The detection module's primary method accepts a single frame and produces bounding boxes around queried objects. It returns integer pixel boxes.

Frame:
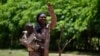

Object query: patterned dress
[29,25,50,56]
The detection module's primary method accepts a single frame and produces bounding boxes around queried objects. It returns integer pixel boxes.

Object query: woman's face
[38,13,47,25]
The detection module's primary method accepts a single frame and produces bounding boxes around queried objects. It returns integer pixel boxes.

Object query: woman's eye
[41,16,46,18]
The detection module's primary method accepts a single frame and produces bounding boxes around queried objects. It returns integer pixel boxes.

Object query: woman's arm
[48,3,57,30]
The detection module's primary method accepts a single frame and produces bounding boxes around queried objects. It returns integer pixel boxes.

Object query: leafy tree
[0,0,100,52]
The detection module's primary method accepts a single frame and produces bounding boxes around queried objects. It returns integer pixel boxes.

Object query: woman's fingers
[47,2,54,12]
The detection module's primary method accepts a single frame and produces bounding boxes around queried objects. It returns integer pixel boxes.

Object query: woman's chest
[36,28,50,40]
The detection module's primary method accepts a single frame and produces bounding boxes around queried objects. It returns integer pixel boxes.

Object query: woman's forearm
[48,3,57,29]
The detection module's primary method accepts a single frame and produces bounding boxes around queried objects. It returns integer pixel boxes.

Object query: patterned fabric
[29,25,50,56]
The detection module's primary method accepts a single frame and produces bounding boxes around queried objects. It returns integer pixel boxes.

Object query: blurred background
[0,0,100,56]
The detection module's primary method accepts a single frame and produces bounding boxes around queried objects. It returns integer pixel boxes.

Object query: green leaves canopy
[0,0,100,50]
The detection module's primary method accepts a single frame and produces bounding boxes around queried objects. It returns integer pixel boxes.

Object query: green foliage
[52,0,100,51]
[0,0,100,51]
[0,0,48,48]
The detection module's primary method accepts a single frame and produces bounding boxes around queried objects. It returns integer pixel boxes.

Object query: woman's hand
[47,2,54,13]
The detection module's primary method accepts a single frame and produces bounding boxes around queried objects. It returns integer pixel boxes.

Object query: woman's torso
[28,26,50,56]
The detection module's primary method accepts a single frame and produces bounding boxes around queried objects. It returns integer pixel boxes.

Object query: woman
[21,3,57,56]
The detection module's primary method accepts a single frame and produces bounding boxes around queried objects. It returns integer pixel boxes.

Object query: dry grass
[0,49,99,56]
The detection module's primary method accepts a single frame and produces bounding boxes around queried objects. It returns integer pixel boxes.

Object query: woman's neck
[39,23,46,28]
[41,24,46,28]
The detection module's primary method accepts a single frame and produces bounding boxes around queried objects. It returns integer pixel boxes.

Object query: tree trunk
[59,50,62,56]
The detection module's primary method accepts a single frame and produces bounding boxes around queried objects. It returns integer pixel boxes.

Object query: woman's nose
[43,17,46,19]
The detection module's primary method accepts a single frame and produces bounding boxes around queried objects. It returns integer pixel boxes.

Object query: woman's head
[36,12,47,25]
